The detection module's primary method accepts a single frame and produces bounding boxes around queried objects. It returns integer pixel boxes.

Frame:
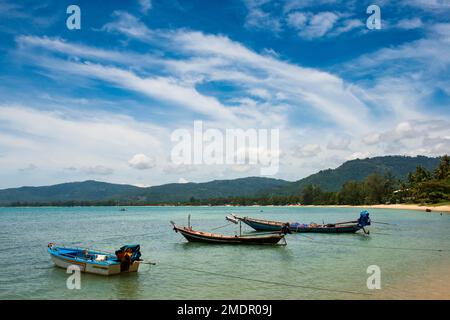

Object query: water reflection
[114,272,143,299]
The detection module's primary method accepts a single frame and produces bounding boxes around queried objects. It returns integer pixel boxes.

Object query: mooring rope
[161,262,372,296]
[298,236,450,252]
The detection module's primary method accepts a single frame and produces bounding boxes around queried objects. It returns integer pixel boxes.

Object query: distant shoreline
[297,204,450,212]
[2,203,450,212]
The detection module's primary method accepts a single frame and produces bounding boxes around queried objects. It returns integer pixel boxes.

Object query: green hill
[264,155,441,195]
[136,177,290,203]
[0,180,141,205]
[0,155,442,205]
[0,177,289,205]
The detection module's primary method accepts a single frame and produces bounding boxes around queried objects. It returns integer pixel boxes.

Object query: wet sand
[374,260,450,300]
[300,204,450,213]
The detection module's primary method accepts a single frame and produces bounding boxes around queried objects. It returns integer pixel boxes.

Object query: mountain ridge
[0,155,442,205]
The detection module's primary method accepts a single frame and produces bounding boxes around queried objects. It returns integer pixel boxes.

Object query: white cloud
[406,0,450,10]
[243,0,282,32]
[362,133,381,145]
[128,154,155,170]
[32,58,237,123]
[168,30,370,129]
[102,11,153,40]
[10,22,390,185]
[342,23,450,75]
[178,177,189,184]
[287,11,340,39]
[0,104,167,188]
[231,164,253,173]
[243,1,362,38]
[296,144,322,158]
[330,18,363,36]
[395,18,423,30]
[18,30,371,131]
[286,12,308,29]
[248,88,271,100]
[394,122,416,139]
[138,0,152,15]
[7,13,449,188]
[327,135,351,150]
[358,119,450,157]
[19,163,37,172]
[81,165,114,176]
[346,151,371,160]
[283,0,342,13]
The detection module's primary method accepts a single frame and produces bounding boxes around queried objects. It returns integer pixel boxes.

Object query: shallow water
[0,206,449,299]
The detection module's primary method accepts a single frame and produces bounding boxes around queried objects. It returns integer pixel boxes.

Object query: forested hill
[0,180,141,205]
[262,155,441,195]
[0,155,442,205]
[0,177,290,205]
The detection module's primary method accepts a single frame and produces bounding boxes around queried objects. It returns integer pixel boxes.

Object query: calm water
[0,206,449,300]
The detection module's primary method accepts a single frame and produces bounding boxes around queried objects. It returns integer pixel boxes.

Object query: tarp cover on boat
[290,222,308,228]
[358,210,371,227]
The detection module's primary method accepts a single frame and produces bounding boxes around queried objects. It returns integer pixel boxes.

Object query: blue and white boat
[232,211,371,234]
[47,243,142,276]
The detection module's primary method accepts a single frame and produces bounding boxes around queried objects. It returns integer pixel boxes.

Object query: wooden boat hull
[238,217,361,234]
[173,226,284,245]
[48,247,139,276]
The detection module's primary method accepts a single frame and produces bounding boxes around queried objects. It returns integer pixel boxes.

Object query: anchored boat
[171,219,286,245]
[232,211,371,234]
[47,243,142,276]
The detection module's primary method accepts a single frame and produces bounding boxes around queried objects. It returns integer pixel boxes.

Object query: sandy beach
[299,204,450,213]
[375,260,450,300]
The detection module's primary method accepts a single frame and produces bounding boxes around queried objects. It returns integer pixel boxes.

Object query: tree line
[183,155,450,206]
[7,155,449,207]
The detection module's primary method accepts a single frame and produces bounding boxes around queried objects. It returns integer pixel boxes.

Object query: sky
[0,0,449,189]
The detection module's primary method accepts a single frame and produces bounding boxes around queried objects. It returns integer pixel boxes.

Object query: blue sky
[0,0,449,188]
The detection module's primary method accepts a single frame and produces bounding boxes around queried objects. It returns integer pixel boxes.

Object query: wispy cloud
[243,0,362,39]
[243,0,282,32]
[102,11,154,41]
[0,104,167,187]
[287,11,340,39]
[1,2,449,188]
[395,17,423,30]
[17,25,371,131]
[138,0,152,15]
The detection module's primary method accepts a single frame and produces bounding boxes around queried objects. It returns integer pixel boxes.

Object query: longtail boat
[171,221,286,245]
[232,211,371,234]
[47,243,143,276]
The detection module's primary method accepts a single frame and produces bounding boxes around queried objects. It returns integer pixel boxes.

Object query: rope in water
[161,262,372,296]
[297,234,450,252]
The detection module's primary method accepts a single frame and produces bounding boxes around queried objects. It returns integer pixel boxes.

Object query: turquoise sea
[0,206,449,299]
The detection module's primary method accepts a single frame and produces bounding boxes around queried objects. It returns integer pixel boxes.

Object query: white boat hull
[50,255,139,276]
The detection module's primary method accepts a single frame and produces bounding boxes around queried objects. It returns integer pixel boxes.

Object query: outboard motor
[358,210,371,228]
[115,244,142,271]
[281,223,292,234]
